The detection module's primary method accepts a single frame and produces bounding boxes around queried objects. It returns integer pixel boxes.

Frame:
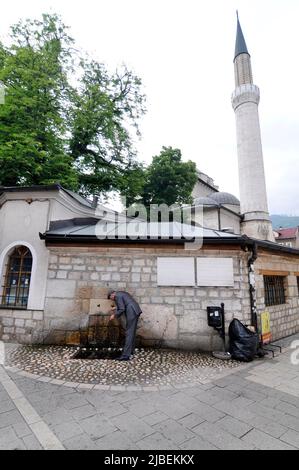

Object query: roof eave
[39,232,299,255]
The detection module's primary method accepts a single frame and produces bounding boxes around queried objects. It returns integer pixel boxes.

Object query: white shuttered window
[197,257,234,287]
[157,257,195,286]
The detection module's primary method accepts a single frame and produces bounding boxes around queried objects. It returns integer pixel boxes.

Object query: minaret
[232,13,274,241]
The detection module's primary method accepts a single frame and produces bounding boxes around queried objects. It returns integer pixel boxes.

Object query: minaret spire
[234,11,249,60]
[233,13,253,86]
[231,14,274,241]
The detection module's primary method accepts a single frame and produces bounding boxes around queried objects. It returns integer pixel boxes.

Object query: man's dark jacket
[114,291,142,319]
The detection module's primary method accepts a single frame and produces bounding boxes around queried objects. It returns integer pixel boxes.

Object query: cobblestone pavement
[0,334,299,450]
[6,345,243,388]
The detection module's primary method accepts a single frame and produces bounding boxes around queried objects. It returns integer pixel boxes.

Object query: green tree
[69,60,145,197]
[139,146,197,208]
[0,14,145,196]
[0,14,78,188]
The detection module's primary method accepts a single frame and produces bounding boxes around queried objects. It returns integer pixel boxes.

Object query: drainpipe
[247,242,258,331]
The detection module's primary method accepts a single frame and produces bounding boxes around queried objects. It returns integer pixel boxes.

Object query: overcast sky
[1,0,299,215]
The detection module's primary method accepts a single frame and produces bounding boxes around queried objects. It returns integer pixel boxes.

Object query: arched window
[1,246,32,308]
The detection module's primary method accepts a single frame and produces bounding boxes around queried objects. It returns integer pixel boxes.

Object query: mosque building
[0,16,298,350]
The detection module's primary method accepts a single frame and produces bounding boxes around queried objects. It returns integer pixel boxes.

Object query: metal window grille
[264,275,286,307]
[1,246,32,308]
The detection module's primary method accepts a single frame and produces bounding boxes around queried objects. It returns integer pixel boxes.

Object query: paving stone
[100,402,128,418]
[256,421,288,439]
[60,395,90,410]
[280,429,299,449]
[237,388,268,402]
[0,425,17,442]
[192,421,253,450]
[179,436,218,450]
[216,416,253,438]
[275,401,299,418]
[0,409,23,429]
[241,428,296,450]
[42,408,74,427]
[63,433,98,450]
[28,399,58,415]
[51,421,83,441]
[80,415,116,440]
[258,397,283,409]
[0,399,15,414]
[247,403,299,430]
[70,404,97,421]
[111,412,154,442]
[214,400,256,423]
[181,386,203,396]
[178,413,206,430]
[96,430,139,450]
[22,433,43,450]
[209,386,241,401]
[277,392,299,407]
[0,426,26,450]
[188,401,226,423]
[0,438,26,450]
[154,397,192,420]
[231,396,256,408]
[110,391,141,404]
[124,398,158,418]
[153,418,195,445]
[193,391,223,406]
[143,411,169,426]
[136,431,177,450]
[13,421,32,438]
[196,383,215,391]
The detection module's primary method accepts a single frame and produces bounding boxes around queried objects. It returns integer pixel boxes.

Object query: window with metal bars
[264,275,286,307]
[1,246,32,308]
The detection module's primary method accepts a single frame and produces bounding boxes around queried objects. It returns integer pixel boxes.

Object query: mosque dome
[193,196,219,207]
[209,192,240,206]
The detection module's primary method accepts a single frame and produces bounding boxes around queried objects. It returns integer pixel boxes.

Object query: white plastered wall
[0,199,49,310]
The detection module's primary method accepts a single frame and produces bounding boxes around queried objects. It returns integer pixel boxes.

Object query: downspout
[247,242,258,331]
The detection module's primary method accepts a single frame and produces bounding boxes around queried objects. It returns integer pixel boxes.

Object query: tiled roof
[275,227,298,240]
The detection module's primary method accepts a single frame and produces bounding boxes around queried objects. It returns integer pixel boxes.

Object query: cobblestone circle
[7,345,244,387]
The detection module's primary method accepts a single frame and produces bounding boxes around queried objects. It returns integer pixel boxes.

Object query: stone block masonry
[0,309,44,344]
[255,250,299,341]
[1,244,298,349]
[42,245,252,350]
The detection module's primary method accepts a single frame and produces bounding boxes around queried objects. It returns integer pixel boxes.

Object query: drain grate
[72,347,122,360]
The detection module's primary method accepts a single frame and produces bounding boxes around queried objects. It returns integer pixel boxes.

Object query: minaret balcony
[231,84,260,111]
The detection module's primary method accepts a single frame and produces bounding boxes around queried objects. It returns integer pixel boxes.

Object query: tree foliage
[135,146,198,208]
[0,14,145,195]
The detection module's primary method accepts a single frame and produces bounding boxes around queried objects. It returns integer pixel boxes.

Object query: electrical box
[207,306,223,328]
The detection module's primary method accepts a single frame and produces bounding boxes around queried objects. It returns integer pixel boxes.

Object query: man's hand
[109,313,115,321]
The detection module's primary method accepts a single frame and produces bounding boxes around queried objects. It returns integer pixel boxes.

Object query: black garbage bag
[228,318,259,362]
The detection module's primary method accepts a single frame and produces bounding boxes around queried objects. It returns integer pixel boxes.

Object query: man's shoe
[115,356,130,361]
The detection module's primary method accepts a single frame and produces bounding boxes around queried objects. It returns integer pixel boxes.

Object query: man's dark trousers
[122,305,140,358]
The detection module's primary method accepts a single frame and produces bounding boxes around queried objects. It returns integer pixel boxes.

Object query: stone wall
[0,309,43,344]
[255,250,299,341]
[41,244,251,351]
[2,244,298,349]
